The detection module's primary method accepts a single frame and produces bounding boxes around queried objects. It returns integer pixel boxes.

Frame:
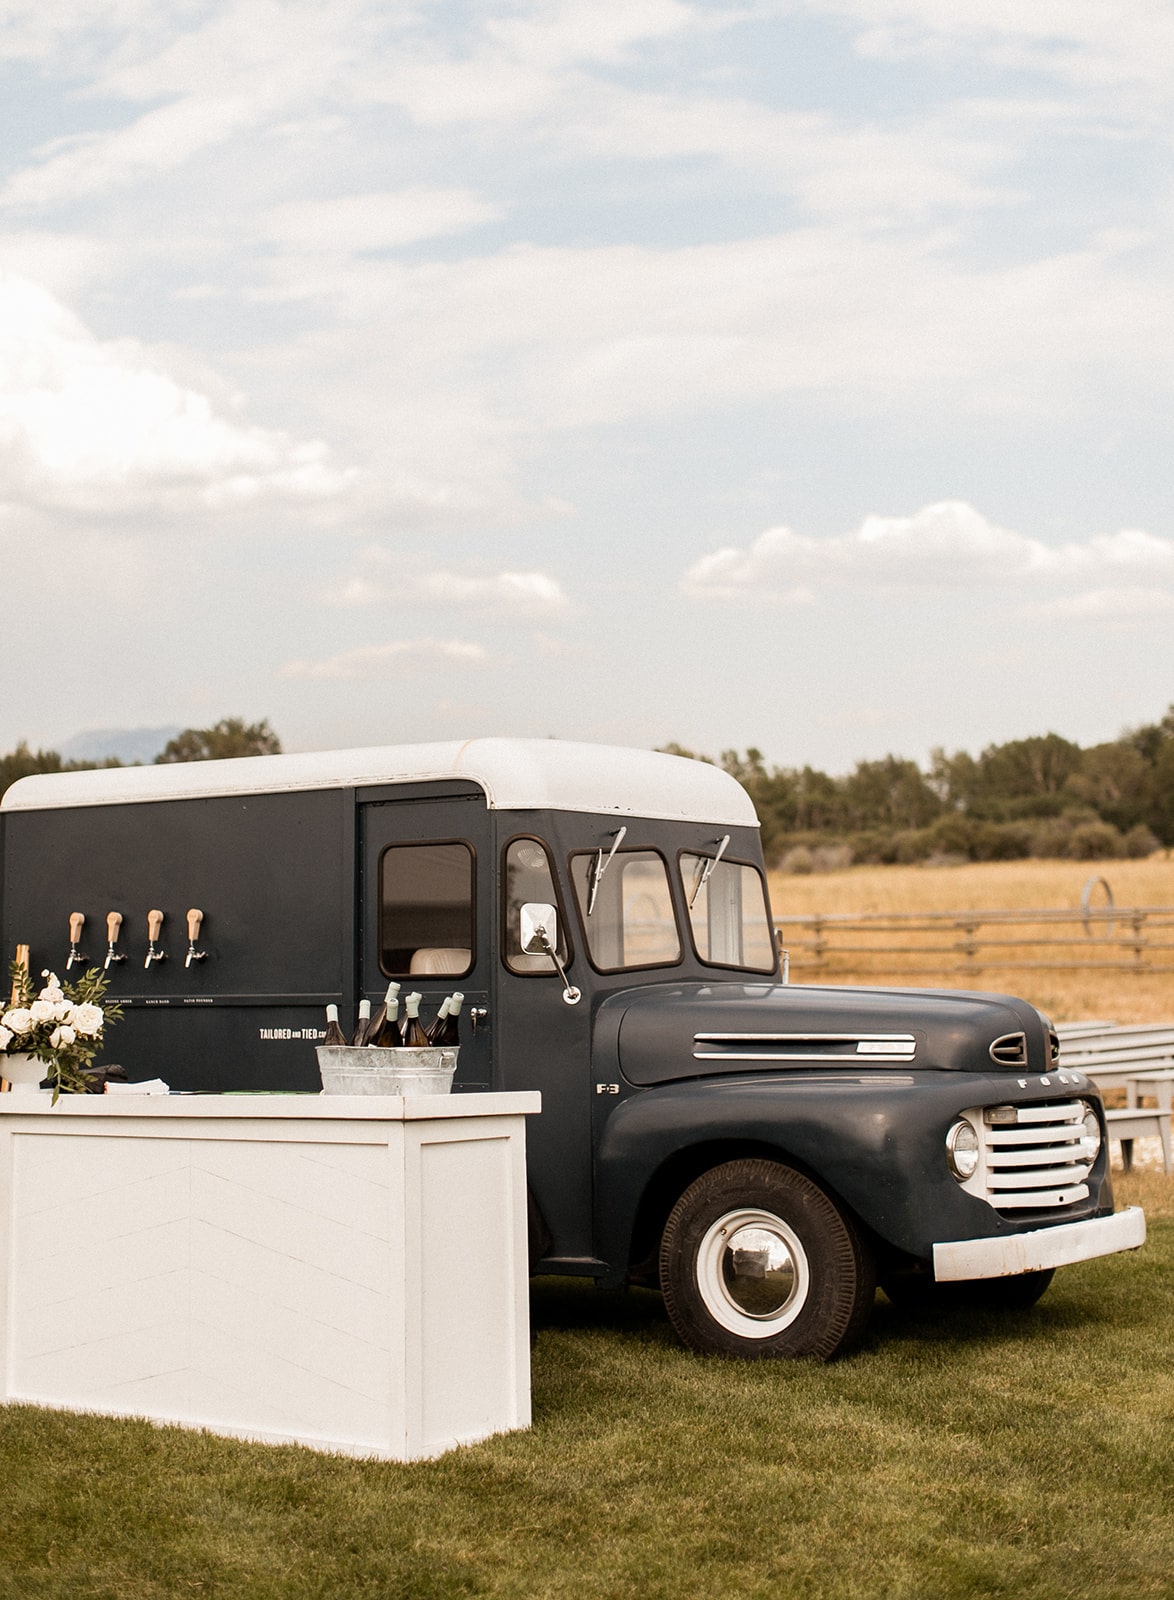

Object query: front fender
[592,1071,1114,1277]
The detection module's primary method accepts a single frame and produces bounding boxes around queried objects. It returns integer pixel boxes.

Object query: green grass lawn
[2,1182,1171,1600]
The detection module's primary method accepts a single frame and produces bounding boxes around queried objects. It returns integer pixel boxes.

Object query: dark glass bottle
[369,995,400,1049]
[322,1004,346,1046]
[400,991,429,1048]
[428,991,463,1047]
[364,981,400,1046]
[425,997,451,1045]
[350,998,371,1046]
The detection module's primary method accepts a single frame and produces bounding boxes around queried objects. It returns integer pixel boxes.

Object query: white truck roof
[0,738,759,828]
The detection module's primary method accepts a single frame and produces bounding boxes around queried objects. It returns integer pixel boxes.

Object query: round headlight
[946,1119,980,1181]
[1079,1101,1102,1167]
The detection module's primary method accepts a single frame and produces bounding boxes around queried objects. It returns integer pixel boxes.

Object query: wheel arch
[624,1137,868,1284]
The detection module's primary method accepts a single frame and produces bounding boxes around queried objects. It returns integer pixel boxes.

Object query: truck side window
[679,854,775,973]
[379,841,474,977]
[569,850,681,972]
[503,838,569,973]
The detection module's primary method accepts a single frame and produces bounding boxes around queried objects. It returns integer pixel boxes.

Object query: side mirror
[520,903,558,954]
[518,903,580,1005]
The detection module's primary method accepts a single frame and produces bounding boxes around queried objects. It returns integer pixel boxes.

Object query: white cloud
[1,95,256,209]
[260,226,1174,441]
[681,501,1174,607]
[327,551,569,616]
[0,231,116,296]
[0,273,354,512]
[280,639,490,679]
[573,91,1013,221]
[264,189,502,255]
[1025,587,1174,621]
[789,0,1174,101]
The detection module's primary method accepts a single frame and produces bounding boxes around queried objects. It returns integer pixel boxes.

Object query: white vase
[1,1052,49,1093]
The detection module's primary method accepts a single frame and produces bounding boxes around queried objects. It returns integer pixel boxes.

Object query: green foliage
[0,1224,1170,1598]
[0,719,282,800]
[669,703,1174,864]
[3,962,122,1102]
[0,741,66,793]
[155,718,282,763]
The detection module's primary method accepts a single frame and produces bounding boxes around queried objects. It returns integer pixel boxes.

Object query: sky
[0,0,1172,773]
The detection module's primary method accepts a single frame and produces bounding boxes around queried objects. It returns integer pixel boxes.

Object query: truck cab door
[493,832,597,1267]
[358,788,492,1089]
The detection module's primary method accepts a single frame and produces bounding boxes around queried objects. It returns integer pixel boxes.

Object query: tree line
[0,719,281,802]
[3,711,1170,869]
[663,704,1174,869]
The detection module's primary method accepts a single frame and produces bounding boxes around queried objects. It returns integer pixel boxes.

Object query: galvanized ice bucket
[316,1044,458,1095]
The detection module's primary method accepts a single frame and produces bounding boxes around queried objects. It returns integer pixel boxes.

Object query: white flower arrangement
[2,964,122,1102]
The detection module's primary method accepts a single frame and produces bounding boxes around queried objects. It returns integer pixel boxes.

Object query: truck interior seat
[409,948,471,975]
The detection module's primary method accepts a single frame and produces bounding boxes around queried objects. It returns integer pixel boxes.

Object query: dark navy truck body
[0,739,1145,1358]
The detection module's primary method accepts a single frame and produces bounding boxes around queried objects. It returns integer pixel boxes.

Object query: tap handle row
[59,909,208,970]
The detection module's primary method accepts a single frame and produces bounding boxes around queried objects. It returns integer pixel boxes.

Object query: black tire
[958,1268,1055,1311]
[658,1159,875,1360]
[882,1267,1054,1312]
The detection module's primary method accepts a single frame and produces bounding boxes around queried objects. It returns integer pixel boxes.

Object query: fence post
[957,918,979,976]
[1131,911,1146,971]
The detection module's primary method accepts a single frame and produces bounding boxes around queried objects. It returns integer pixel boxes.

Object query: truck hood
[601,981,1056,1085]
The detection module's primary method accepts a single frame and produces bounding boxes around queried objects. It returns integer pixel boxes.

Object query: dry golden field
[767,854,1174,1024]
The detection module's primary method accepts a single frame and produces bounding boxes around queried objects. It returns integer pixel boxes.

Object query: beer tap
[144,908,166,969]
[104,912,126,970]
[66,912,87,971]
[185,908,207,968]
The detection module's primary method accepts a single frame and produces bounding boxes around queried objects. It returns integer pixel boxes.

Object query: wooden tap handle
[186,908,203,942]
[69,912,85,945]
[9,945,29,1007]
[147,909,164,943]
[106,912,123,944]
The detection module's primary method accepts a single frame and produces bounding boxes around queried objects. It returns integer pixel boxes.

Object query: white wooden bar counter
[0,1091,539,1460]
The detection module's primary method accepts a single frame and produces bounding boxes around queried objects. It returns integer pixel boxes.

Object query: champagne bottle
[350,999,371,1046]
[363,981,400,1046]
[400,991,429,1048]
[369,994,400,1049]
[322,1004,346,1046]
[425,997,450,1045]
[428,991,463,1047]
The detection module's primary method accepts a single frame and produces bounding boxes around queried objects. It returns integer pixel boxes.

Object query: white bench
[1058,1025,1174,1093]
[1103,1107,1173,1174]
[1059,1024,1174,1175]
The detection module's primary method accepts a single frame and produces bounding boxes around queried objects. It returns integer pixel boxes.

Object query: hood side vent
[694,1032,916,1064]
[989,1032,1028,1067]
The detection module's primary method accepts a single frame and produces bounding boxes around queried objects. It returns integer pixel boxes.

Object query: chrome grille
[957,1099,1092,1210]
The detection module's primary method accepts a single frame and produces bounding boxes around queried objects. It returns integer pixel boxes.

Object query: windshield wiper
[688,834,730,909]
[586,826,627,916]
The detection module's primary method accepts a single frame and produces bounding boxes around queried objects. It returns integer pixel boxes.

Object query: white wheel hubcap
[696,1207,810,1338]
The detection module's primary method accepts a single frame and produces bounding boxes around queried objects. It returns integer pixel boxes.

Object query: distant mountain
[58,726,183,765]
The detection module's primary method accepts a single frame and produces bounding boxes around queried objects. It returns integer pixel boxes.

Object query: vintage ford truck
[0,738,1144,1358]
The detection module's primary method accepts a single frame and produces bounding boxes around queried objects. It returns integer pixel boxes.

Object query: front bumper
[933,1206,1146,1281]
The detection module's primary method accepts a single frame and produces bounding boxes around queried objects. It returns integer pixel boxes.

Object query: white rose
[50,1025,77,1048]
[0,1026,11,1052]
[70,1003,104,1038]
[30,1000,57,1024]
[39,973,64,1001]
[2,1008,32,1035]
[53,1000,71,1022]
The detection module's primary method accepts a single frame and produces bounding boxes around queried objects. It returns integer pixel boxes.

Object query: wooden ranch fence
[773,904,1174,983]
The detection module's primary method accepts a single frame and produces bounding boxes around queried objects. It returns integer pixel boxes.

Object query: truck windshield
[678,854,775,973]
[570,850,681,971]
